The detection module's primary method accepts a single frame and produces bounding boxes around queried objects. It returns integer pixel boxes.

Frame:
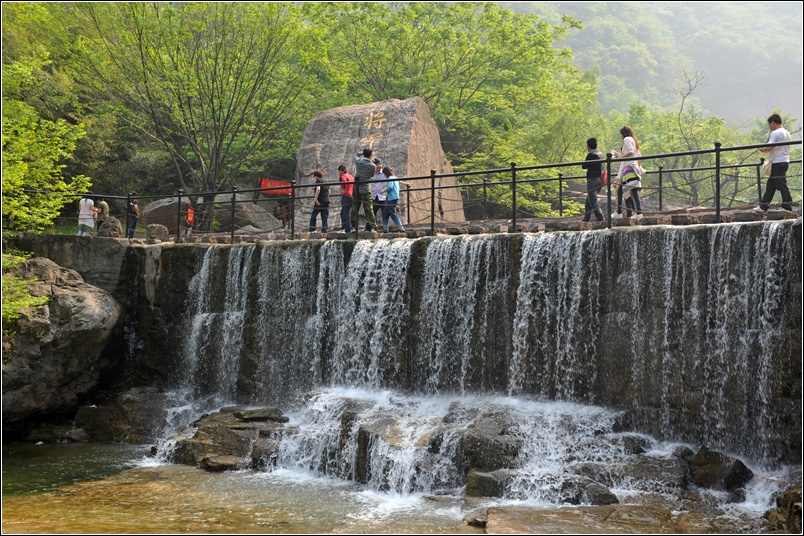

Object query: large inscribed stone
[294,97,465,229]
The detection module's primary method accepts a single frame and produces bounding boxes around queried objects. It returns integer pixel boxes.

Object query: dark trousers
[127,216,138,238]
[760,163,792,211]
[340,196,352,232]
[584,178,604,222]
[616,183,642,217]
[309,207,329,233]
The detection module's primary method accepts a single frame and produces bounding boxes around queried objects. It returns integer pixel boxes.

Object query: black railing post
[758,158,765,202]
[430,169,436,236]
[231,186,237,244]
[176,190,183,243]
[125,192,131,238]
[482,177,488,220]
[558,172,564,217]
[606,153,613,228]
[406,183,411,227]
[714,142,722,221]
[290,180,296,240]
[511,162,517,232]
[657,166,663,212]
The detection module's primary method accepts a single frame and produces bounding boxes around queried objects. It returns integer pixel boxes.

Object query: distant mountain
[501,1,803,129]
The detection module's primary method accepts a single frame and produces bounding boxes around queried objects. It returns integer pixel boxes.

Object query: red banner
[259,178,292,196]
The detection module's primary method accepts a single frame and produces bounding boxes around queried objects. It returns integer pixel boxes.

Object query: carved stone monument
[294,97,465,230]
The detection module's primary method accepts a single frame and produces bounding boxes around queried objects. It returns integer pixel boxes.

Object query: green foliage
[66,1,319,205]
[3,1,799,221]
[2,251,49,332]
[2,50,92,233]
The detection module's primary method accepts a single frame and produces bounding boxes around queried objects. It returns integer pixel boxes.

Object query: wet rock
[689,445,754,492]
[572,454,688,495]
[610,433,652,455]
[560,476,619,506]
[462,413,523,471]
[251,436,281,469]
[199,454,247,472]
[764,485,802,533]
[465,469,513,498]
[75,387,171,443]
[233,407,288,423]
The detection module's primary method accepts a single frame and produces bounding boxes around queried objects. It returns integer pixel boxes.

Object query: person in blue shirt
[380,166,410,232]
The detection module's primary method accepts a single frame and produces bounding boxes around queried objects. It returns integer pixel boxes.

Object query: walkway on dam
[144,204,800,245]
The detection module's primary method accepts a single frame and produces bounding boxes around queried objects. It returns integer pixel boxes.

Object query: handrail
[33,139,802,239]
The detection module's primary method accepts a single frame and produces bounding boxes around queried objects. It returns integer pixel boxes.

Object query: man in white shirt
[756,113,793,213]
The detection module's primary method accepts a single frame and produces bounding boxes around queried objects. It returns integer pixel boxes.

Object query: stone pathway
[150,206,800,245]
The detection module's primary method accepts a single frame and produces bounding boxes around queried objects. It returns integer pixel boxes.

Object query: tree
[66,3,320,228]
[308,2,595,216]
[2,50,92,233]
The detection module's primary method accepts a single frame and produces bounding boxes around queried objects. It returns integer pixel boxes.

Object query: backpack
[601,169,609,187]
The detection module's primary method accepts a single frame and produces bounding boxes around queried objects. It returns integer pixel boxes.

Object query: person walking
[309,169,330,233]
[581,138,605,223]
[755,113,794,213]
[126,192,140,239]
[338,164,354,233]
[184,199,196,236]
[77,193,96,236]
[94,197,109,232]
[611,126,644,220]
[351,148,378,231]
[371,158,386,224]
[380,166,409,232]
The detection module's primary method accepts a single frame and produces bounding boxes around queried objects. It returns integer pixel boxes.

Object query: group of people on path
[581,126,644,223]
[76,192,139,238]
[581,116,794,222]
[76,193,111,236]
[309,147,410,234]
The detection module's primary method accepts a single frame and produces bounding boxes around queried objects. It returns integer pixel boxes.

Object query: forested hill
[502,1,803,128]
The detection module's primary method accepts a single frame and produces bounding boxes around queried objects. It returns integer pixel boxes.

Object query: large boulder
[294,97,466,229]
[2,257,123,425]
[689,445,754,492]
[141,195,282,234]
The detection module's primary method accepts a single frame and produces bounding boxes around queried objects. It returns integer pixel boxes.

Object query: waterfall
[180,245,254,405]
[328,239,412,388]
[510,232,604,399]
[416,235,513,394]
[156,220,799,465]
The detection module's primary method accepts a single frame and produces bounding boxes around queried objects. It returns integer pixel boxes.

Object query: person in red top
[338,164,355,233]
[184,199,195,236]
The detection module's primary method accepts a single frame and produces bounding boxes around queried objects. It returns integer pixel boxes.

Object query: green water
[1,443,481,534]
[2,442,150,496]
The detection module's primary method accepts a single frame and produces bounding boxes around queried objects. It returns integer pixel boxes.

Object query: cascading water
[154,221,799,505]
[180,245,253,404]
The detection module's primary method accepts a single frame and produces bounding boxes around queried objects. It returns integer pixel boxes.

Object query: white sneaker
[611,212,622,220]
[752,206,766,212]
[631,214,643,220]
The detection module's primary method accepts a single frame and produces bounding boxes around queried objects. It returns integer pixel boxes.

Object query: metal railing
[30,140,802,242]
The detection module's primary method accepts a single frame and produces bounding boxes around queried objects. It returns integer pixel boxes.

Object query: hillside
[502,1,803,129]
